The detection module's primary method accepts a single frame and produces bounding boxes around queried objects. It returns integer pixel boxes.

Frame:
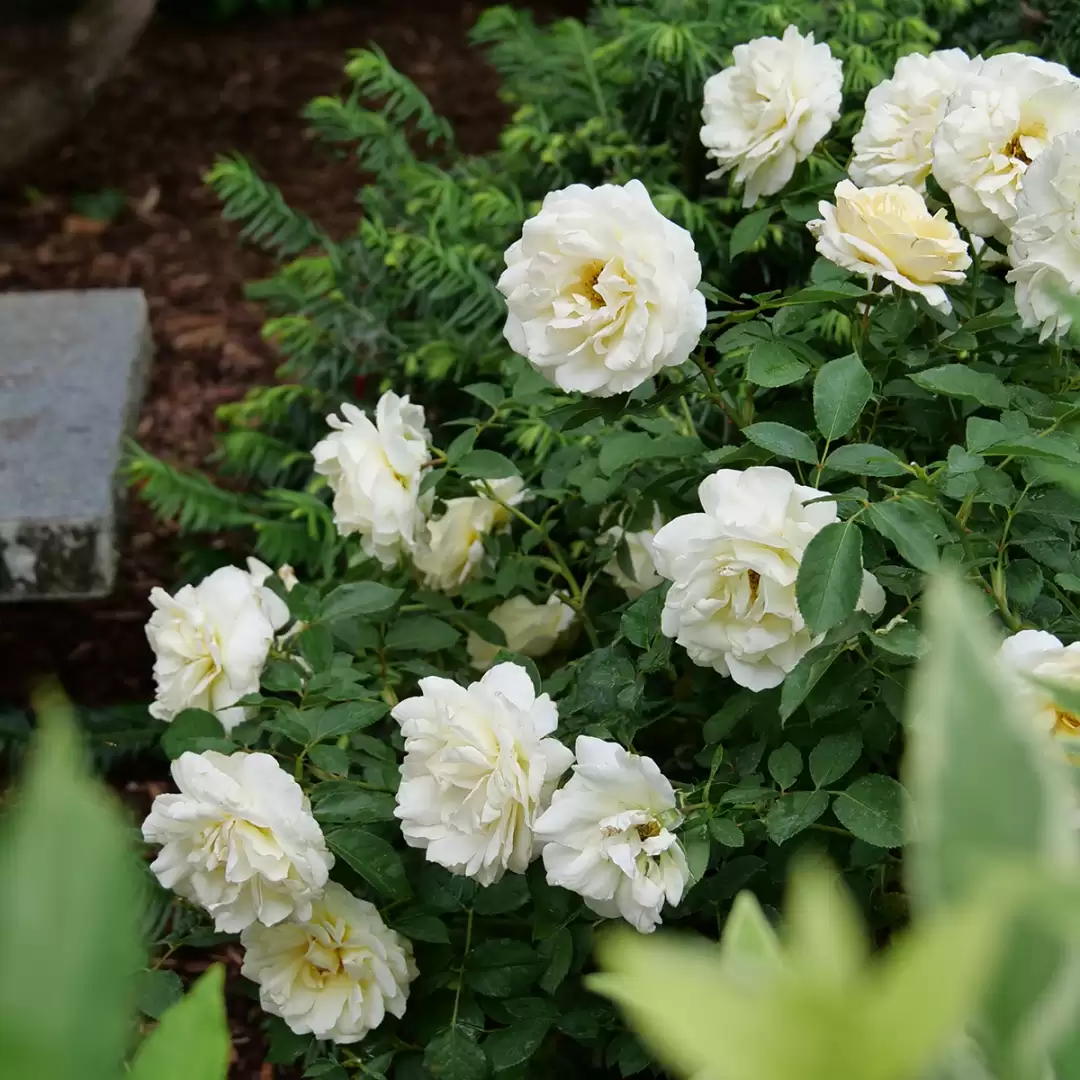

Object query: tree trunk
[0,0,157,178]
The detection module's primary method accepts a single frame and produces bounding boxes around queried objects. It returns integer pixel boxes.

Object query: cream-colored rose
[467,594,575,671]
[534,736,689,934]
[312,391,431,568]
[392,662,574,884]
[142,750,333,933]
[651,467,885,691]
[497,180,706,397]
[413,477,526,593]
[998,630,1080,740]
[850,49,982,192]
[808,180,971,312]
[931,53,1080,242]
[700,25,843,207]
[146,558,290,732]
[1007,132,1080,341]
[602,507,665,599]
[241,882,417,1043]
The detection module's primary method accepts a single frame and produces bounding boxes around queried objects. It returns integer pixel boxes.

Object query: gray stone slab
[0,289,151,600]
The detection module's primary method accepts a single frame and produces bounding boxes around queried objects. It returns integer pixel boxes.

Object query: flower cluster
[136,18,1080,1067]
[142,664,693,1041]
[844,47,1080,336]
[142,749,417,1042]
[390,663,691,931]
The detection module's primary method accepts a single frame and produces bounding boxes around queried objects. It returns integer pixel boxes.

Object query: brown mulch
[0,0,582,712]
[0,2,583,1076]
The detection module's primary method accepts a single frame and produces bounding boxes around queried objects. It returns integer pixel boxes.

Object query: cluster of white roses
[140,662,691,1046]
[142,748,416,1044]
[307,388,581,668]
[700,26,1080,333]
[391,661,690,933]
[138,24,1080,1047]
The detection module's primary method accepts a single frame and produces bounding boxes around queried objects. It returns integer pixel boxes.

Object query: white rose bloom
[850,49,981,192]
[998,629,1080,738]
[146,557,290,732]
[534,736,689,933]
[700,25,843,208]
[414,477,527,593]
[497,179,707,397]
[932,53,1080,241]
[1007,132,1080,341]
[142,750,333,933]
[312,391,431,568]
[391,662,574,885]
[651,466,885,691]
[466,594,575,671]
[241,881,417,1044]
[602,507,665,599]
[808,180,971,312]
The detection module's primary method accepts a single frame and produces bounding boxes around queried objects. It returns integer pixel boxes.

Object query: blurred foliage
[0,683,230,1080]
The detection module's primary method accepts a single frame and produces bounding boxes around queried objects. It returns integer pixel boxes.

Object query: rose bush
[127,1,1080,1077]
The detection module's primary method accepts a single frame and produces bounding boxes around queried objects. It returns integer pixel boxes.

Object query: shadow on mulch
[0,3,583,1075]
[0,0,583,710]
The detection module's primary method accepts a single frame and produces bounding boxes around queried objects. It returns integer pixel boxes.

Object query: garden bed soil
[0,2,582,1076]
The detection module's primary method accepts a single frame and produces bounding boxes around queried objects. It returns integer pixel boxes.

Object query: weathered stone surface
[0,289,151,600]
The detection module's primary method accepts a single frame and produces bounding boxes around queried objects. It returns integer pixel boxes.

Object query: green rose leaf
[134,969,184,1020]
[867,502,939,572]
[484,1018,551,1072]
[307,700,389,741]
[463,382,506,410]
[910,364,1010,409]
[393,914,450,944]
[764,789,829,844]
[467,940,544,997]
[729,206,775,258]
[456,449,520,479]
[746,340,809,388]
[814,352,872,440]
[825,443,908,477]
[161,709,230,760]
[385,615,461,651]
[424,1029,489,1080]
[743,421,818,464]
[319,581,403,621]
[832,774,905,848]
[708,817,746,848]
[309,782,397,824]
[599,432,655,476]
[796,520,865,636]
[768,742,804,789]
[327,827,411,900]
[809,732,863,788]
[779,643,846,722]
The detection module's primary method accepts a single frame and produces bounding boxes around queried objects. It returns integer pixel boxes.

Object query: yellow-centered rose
[808,180,971,312]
